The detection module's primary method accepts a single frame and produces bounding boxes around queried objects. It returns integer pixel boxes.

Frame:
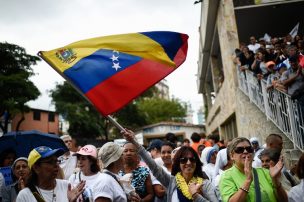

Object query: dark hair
[208,134,219,143]
[0,149,16,167]
[165,133,177,143]
[161,141,176,150]
[26,170,39,187]
[296,153,304,179]
[266,134,282,145]
[201,133,206,138]
[197,144,205,156]
[76,155,100,173]
[191,133,201,143]
[123,142,139,152]
[171,146,206,178]
[182,139,190,144]
[258,148,281,163]
[88,156,100,173]
[26,159,45,187]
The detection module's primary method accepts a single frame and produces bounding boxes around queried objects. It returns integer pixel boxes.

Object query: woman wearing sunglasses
[122,129,218,202]
[219,137,288,202]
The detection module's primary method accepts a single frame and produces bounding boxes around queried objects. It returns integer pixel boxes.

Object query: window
[48,112,55,122]
[33,110,41,121]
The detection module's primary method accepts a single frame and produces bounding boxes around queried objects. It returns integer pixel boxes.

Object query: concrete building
[11,108,60,134]
[155,79,170,100]
[197,106,205,125]
[135,121,205,146]
[197,0,304,166]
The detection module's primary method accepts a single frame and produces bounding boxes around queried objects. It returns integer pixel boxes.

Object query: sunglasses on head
[180,157,196,164]
[234,146,254,154]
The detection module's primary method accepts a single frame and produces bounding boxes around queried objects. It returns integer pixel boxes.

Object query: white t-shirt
[69,171,102,202]
[16,179,69,202]
[93,171,127,202]
[248,43,260,53]
[252,148,263,168]
[59,152,78,180]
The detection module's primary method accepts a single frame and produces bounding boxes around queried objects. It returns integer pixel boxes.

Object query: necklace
[36,183,57,202]
[175,172,203,200]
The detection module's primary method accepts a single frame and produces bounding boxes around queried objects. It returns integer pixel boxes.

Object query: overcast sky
[1,0,203,123]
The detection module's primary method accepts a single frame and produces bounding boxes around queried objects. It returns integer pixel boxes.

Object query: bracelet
[240,187,249,193]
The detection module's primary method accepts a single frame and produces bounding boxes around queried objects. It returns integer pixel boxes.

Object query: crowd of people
[0,130,303,202]
[235,34,304,103]
[0,34,303,202]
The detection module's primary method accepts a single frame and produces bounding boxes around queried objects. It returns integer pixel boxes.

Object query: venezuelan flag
[39,31,188,116]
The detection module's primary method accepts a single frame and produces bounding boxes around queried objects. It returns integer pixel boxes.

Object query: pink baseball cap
[75,145,97,158]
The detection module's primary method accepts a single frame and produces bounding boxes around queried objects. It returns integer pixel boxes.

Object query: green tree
[50,81,187,140]
[0,42,40,133]
[114,87,157,130]
[50,81,110,139]
[137,97,187,124]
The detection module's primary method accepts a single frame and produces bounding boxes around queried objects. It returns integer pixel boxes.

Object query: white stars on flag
[110,50,121,71]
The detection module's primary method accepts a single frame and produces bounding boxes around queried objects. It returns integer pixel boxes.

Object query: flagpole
[38,52,126,132]
[106,115,126,132]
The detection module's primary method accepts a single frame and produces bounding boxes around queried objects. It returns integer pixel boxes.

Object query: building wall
[205,0,239,136]
[198,0,299,168]
[200,0,286,138]
[136,123,205,146]
[11,109,59,134]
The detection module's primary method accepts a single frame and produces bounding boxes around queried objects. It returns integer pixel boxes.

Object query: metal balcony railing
[237,67,304,151]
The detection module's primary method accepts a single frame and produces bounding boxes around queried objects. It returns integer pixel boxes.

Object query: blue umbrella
[0,130,68,158]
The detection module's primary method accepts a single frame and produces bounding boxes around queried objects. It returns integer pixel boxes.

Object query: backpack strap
[283,170,297,187]
[28,184,46,202]
[252,168,261,202]
[103,170,129,200]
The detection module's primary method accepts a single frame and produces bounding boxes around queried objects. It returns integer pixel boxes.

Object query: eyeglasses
[180,157,196,164]
[234,146,254,154]
[40,159,61,165]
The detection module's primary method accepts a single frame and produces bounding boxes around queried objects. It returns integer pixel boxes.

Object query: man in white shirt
[147,139,164,167]
[58,135,78,180]
[247,36,260,53]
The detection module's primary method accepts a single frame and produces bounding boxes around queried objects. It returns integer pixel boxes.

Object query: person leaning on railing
[219,137,288,202]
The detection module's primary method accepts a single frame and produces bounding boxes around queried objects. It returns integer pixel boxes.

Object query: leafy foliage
[137,97,187,124]
[50,81,109,138]
[0,42,40,133]
[50,81,187,140]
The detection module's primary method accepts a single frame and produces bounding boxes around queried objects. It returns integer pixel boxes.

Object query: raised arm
[122,129,172,187]
[269,156,288,202]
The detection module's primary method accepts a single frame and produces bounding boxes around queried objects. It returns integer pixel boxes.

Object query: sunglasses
[180,157,196,164]
[234,146,254,154]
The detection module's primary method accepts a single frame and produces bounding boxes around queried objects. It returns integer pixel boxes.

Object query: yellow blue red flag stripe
[39,31,188,115]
